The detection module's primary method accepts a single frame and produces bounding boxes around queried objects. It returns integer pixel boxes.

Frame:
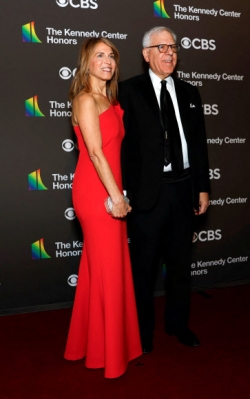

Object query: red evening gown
[64,104,142,378]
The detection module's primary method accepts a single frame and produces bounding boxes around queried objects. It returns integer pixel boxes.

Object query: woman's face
[88,42,116,82]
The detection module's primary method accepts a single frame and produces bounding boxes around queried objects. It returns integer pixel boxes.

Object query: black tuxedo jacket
[119,72,210,211]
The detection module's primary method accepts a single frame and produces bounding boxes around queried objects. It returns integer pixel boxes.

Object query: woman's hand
[111,196,132,218]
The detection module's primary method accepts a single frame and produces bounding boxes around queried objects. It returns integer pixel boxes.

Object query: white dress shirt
[149,69,190,172]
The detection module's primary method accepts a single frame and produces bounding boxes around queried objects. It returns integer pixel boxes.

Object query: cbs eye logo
[181,37,192,49]
[67,274,78,287]
[59,67,77,80]
[181,37,216,51]
[192,232,198,243]
[65,207,76,220]
[62,139,75,152]
[56,0,98,8]
[193,229,222,243]
[56,0,68,6]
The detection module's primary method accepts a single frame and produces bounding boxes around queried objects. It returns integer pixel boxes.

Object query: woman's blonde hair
[69,37,120,104]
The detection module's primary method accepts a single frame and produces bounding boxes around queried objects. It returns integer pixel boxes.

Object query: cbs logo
[203,104,219,115]
[65,207,76,220]
[67,274,78,287]
[59,67,77,80]
[62,139,75,152]
[181,37,216,51]
[193,229,222,243]
[56,0,98,9]
[209,168,221,180]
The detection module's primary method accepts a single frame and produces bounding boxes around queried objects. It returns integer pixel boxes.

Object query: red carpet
[1,285,250,399]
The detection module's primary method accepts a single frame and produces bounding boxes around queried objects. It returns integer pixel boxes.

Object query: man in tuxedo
[119,26,210,353]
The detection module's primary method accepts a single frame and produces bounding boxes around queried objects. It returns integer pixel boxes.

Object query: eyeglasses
[147,44,180,53]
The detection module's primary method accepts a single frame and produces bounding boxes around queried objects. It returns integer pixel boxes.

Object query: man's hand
[194,192,209,215]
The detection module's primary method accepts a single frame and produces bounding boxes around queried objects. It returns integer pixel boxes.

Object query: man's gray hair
[142,26,177,48]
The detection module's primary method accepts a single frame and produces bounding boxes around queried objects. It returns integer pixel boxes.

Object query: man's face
[142,31,177,79]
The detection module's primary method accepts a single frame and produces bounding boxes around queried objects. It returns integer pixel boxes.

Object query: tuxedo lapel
[137,73,160,121]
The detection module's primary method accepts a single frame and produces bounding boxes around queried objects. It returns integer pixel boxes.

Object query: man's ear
[142,48,149,63]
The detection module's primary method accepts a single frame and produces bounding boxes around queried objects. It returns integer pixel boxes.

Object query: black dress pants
[128,176,194,340]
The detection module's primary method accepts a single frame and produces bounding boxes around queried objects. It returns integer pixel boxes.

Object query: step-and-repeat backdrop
[1,0,249,314]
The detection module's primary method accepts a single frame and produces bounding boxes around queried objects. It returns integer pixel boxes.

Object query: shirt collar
[149,68,174,90]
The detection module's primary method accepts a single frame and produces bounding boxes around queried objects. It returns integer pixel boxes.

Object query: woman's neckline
[73,105,113,128]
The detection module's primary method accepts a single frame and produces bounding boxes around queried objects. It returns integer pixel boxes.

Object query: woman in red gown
[64,38,142,378]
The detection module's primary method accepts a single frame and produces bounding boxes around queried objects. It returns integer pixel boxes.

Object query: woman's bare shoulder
[74,91,96,109]
[72,92,98,125]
